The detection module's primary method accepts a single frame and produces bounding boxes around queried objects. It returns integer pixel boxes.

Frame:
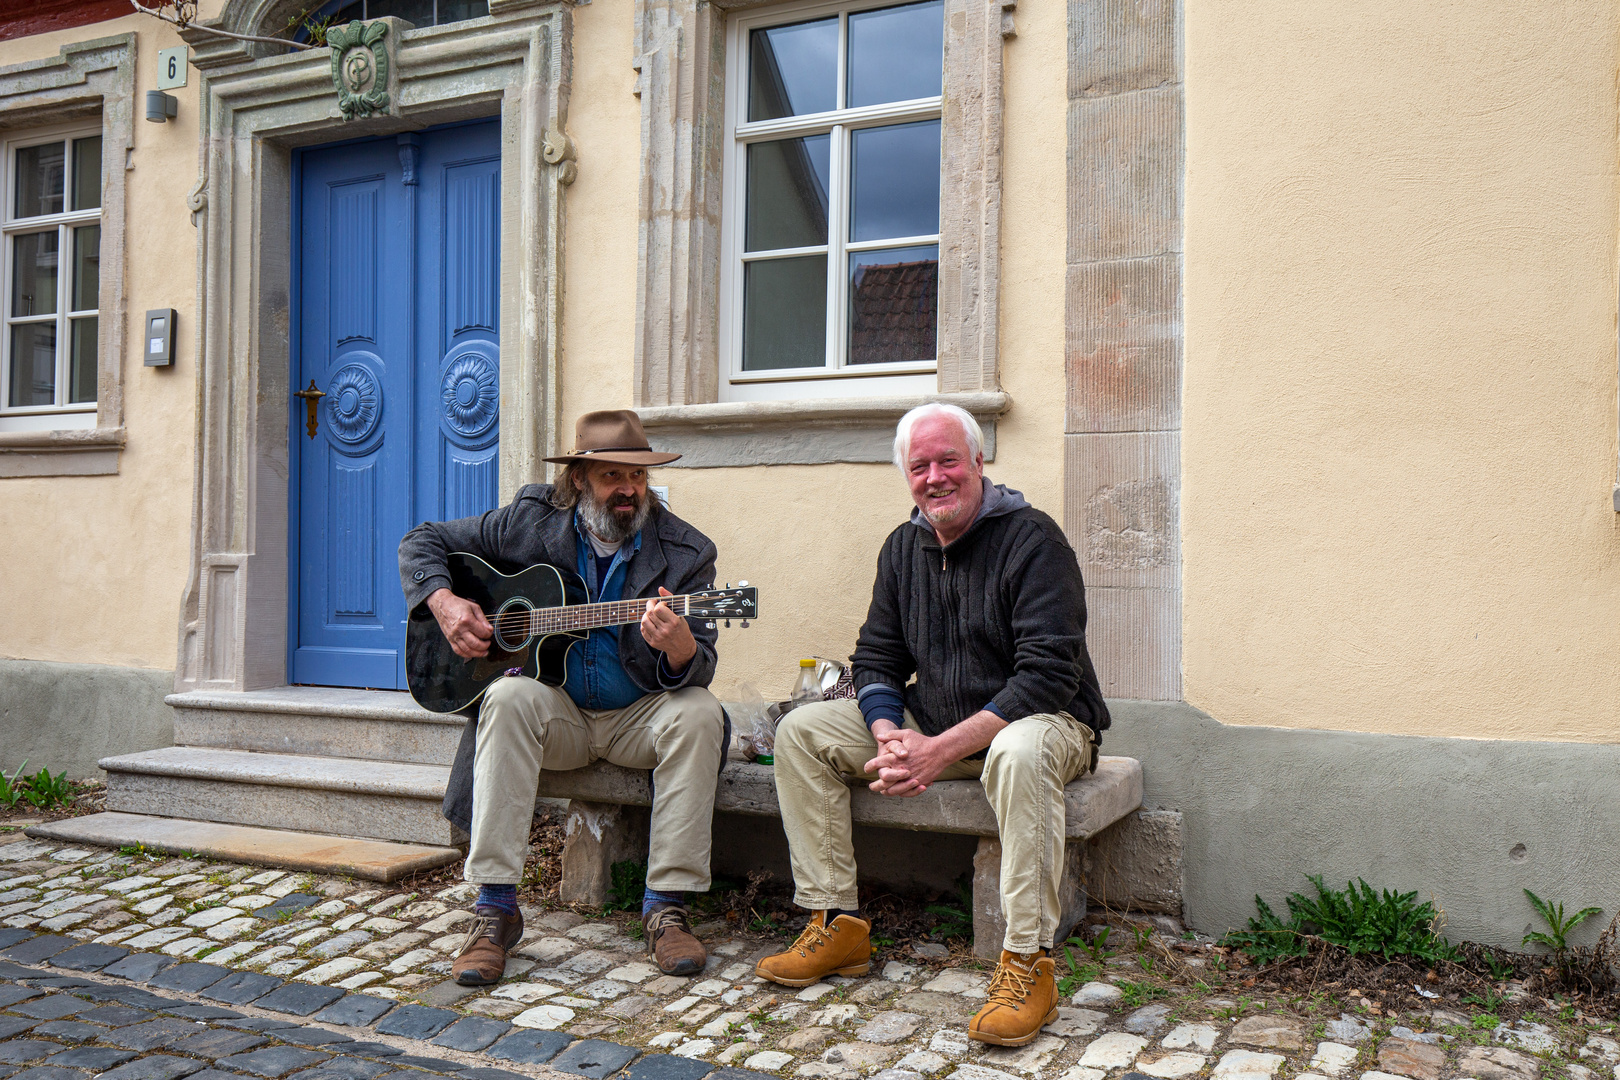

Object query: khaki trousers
[773,699,1093,952]
[466,676,725,892]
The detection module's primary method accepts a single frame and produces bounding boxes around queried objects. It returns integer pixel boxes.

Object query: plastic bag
[730,681,777,760]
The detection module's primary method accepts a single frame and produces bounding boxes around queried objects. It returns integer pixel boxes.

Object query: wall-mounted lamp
[145,90,177,123]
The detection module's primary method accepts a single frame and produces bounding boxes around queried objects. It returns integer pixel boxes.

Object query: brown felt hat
[542,409,681,467]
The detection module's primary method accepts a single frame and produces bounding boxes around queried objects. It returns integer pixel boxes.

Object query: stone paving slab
[23,816,460,884]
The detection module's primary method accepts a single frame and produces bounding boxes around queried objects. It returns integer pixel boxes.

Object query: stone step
[100,746,459,847]
[165,686,465,766]
[23,811,461,882]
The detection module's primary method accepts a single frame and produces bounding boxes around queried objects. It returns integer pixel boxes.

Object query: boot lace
[985,955,1037,1007]
[458,913,500,955]
[644,906,690,940]
[788,917,837,958]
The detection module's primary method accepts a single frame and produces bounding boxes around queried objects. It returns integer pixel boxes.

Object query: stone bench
[534,756,1143,958]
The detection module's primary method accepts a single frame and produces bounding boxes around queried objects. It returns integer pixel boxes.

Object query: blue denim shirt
[564,514,646,711]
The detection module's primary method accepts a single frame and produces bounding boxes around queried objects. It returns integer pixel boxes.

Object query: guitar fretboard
[520,595,697,636]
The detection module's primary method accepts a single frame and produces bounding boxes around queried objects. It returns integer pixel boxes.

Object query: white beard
[578,485,652,544]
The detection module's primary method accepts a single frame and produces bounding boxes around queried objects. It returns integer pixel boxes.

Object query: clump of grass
[606,859,647,913]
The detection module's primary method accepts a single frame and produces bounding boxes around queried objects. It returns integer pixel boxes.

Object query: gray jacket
[398,483,721,833]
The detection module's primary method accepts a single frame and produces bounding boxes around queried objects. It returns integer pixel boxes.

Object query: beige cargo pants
[465,675,725,892]
[773,699,1093,953]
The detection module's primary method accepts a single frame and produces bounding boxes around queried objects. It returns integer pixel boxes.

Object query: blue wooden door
[292,120,501,689]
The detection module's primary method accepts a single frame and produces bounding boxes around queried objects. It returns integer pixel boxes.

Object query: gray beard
[578,486,652,545]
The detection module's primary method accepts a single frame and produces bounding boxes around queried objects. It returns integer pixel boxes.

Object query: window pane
[437,0,488,21]
[8,323,57,407]
[11,231,59,317]
[748,18,837,121]
[368,0,435,25]
[848,0,943,108]
[746,135,831,252]
[71,136,102,211]
[849,120,941,242]
[743,255,828,370]
[72,225,100,312]
[848,244,936,365]
[14,142,65,218]
[69,317,97,404]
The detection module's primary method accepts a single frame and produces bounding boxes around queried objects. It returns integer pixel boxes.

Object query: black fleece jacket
[850,480,1110,740]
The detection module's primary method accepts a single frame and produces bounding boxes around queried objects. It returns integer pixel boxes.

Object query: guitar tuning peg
[705,621,716,630]
[740,619,751,628]
[724,582,731,589]
[739,580,749,587]
[724,619,732,628]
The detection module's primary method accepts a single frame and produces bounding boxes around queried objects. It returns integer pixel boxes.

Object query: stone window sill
[0,427,124,477]
[636,391,1010,468]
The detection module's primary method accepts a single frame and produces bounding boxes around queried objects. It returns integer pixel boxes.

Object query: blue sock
[476,884,518,917]
[642,887,685,916]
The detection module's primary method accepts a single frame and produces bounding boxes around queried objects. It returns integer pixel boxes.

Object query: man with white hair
[755,403,1110,1047]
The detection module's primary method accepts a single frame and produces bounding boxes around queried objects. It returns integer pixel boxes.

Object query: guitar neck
[529,595,695,636]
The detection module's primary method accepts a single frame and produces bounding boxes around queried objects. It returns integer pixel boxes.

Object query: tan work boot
[967,949,1058,1046]
[755,911,872,987]
[451,908,524,985]
[643,903,707,976]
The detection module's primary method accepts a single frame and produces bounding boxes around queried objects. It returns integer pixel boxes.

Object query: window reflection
[848,245,937,365]
[743,256,828,370]
[14,142,64,219]
[850,120,941,243]
[11,232,58,318]
[746,135,831,251]
[71,137,102,212]
[9,323,56,407]
[748,18,838,122]
[848,0,943,108]
[303,0,488,35]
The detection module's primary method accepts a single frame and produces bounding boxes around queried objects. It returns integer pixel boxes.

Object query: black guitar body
[406,553,589,714]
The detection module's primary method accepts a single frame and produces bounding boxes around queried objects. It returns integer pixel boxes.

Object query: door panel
[420,133,501,539]
[292,121,500,689]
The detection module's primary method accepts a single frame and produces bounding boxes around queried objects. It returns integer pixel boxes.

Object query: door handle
[293,380,326,439]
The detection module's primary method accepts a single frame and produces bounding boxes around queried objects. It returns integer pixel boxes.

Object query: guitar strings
[478,593,748,633]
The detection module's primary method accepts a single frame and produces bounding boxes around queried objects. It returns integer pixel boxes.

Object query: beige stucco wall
[0,14,199,672]
[561,0,1069,700]
[1182,1,1620,742]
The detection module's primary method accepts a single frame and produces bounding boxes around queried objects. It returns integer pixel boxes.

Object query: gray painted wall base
[0,659,174,779]
[1103,701,1620,951]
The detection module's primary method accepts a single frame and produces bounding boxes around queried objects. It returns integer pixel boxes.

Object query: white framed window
[719,0,944,402]
[0,123,102,433]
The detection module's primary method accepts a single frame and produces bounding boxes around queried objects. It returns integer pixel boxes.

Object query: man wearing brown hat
[399,410,726,983]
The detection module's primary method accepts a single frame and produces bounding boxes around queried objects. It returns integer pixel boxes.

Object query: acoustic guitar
[406,552,759,714]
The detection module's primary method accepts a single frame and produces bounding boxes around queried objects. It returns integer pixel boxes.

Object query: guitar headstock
[687,586,759,621]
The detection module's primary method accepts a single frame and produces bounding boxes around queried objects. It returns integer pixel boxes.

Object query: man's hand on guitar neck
[428,588,494,659]
[641,587,697,672]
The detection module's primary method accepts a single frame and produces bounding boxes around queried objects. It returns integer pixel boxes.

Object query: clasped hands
[864,723,953,798]
[427,586,696,669]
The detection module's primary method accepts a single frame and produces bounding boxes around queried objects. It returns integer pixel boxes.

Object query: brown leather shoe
[755,911,872,987]
[643,903,707,975]
[451,908,524,986]
[968,949,1059,1046]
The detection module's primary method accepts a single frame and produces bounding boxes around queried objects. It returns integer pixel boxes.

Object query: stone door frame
[174,1,574,692]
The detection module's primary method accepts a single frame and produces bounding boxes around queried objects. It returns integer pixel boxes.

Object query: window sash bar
[845,233,939,253]
[735,97,941,142]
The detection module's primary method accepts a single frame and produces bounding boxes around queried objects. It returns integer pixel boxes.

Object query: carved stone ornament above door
[327,20,395,120]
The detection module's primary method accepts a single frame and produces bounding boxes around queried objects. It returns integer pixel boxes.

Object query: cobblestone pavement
[0,834,1616,1080]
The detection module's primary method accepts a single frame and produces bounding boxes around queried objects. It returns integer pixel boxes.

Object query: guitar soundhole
[492,597,536,653]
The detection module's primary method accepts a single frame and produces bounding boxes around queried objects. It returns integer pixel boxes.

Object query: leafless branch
[127,0,316,50]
